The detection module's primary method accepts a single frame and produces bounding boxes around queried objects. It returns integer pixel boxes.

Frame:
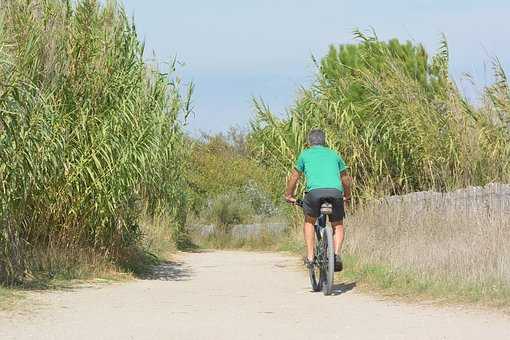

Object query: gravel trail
[1,251,509,340]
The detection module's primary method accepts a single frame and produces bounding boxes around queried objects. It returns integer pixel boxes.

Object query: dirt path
[1,251,509,340]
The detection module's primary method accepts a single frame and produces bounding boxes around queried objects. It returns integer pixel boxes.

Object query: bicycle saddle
[320,202,333,215]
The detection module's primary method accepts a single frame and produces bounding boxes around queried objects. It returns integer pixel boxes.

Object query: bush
[204,192,255,231]
[187,131,279,219]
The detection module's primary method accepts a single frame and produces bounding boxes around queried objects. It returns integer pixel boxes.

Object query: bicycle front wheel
[321,224,335,295]
[309,225,323,292]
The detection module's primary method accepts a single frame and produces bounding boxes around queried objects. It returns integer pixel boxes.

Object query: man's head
[308,128,326,146]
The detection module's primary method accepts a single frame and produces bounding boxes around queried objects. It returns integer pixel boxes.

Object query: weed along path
[1,251,509,340]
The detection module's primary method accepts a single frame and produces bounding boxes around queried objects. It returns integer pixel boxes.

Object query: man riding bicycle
[285,129,351,272]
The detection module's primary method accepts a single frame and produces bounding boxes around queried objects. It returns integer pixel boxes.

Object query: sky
[121,0,510,134]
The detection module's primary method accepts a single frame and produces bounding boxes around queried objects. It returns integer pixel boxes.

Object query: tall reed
[251,32,510,200]
[0,0,192,284]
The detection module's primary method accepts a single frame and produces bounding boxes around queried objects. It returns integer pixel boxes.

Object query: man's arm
[285,169,301,203]
[341,171,352,201]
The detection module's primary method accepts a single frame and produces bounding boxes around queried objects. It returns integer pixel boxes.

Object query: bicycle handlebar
[287,199,303,207]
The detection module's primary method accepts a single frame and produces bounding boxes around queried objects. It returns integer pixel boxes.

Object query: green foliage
[0,0,191,284]
[187,131,279,218]
[320,36,435,103]
[251,31,510,199]
[204,192,254,229]
[187,133,256,200]
[340,255,510,308]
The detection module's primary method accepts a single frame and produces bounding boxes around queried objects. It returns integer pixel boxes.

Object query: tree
[318,37,440,104]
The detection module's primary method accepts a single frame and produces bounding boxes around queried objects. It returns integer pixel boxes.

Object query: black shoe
[303,257,315,269]
[334,255,343,272]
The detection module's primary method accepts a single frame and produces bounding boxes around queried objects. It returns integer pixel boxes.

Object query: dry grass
[0,215,178,309]
[139,214,178,259]
[20,245,132,289]
[191,222,301,252]
[0,286,22,310]
[0,248,139,310]
[0,246,131,310]
[343,184,510,306]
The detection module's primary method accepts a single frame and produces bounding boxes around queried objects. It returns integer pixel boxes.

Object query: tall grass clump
[251,31,510,199]
[0,0,192,284]
[345,184,510,304]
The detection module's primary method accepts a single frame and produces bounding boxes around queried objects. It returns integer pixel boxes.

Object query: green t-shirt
[295,145,347,192]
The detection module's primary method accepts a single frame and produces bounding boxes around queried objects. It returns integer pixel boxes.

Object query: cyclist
[285,128,351,272]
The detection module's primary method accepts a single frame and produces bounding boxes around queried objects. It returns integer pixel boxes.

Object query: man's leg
[331,220,344,255]
[304,215,316,261]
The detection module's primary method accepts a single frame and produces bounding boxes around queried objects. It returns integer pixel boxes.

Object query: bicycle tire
[321,223,335,295]
[309,225,322,292]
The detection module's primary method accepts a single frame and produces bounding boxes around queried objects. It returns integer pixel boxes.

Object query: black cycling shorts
[303,188,345,222]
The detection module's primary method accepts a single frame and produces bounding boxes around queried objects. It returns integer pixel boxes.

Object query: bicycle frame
[316,214,327,228]
[314,214,328,265]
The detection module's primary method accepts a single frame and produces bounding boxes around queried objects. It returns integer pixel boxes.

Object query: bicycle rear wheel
[320,223,335,295]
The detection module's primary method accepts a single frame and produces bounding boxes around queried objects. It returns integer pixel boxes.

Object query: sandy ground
[1,251,509,340]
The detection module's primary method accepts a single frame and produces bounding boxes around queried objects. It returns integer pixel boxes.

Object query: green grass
[338,255,510,310]
[192,220,303,252]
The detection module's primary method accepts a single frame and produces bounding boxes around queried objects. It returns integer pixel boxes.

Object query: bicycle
[293,199,335,296]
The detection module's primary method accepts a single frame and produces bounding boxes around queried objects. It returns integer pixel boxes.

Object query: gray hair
[308,128,326,146]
